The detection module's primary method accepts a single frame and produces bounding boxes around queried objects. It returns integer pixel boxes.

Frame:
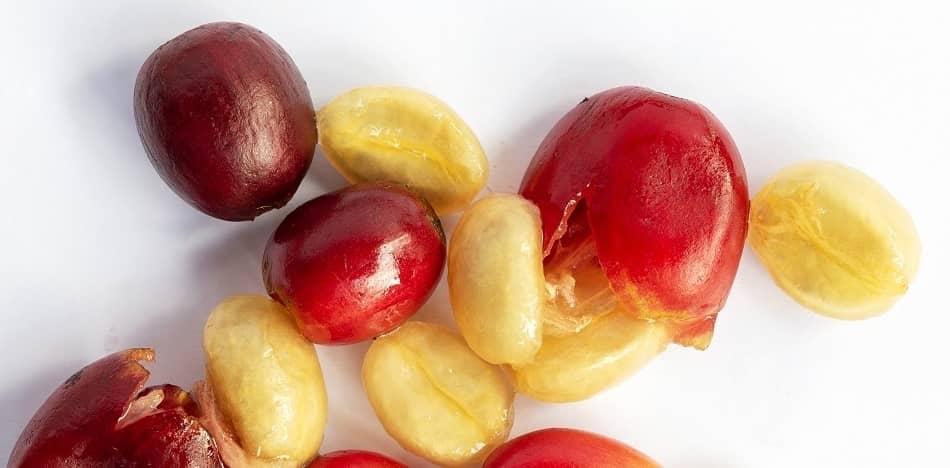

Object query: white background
[1,1,948,467]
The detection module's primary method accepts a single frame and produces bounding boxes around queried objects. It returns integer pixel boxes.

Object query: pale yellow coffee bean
[317,86,489,214]
[512,310,670,403]
[448,194,545,366]
[749,161,921,319]
[362,321,514,467]
[203,295,327,464]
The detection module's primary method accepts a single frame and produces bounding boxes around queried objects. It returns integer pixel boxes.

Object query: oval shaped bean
[317,86,489,214]
[749,161,921,319]
[134,22,315,221]
[362,322,514,467]
[512,310,670,403]
[448,194,545,365]
[203,295,327,464]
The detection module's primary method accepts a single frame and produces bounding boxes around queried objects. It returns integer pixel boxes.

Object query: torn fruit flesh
[522,86,749,350]
[541,202,708,348]
[542,202,619,337]
[8,349,222,468]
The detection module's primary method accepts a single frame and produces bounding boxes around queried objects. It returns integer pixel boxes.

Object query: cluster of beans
[9,21,919,468]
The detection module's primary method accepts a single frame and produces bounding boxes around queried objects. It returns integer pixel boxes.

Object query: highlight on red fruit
[8,349,222,468]
[263,182,446,345]
[308,450,408,468]
[134,22,316,221]
[482,428,660,468]
[521,86,749,349]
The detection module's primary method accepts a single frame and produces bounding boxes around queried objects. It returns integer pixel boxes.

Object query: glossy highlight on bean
[362,322,514,467]
[749,161,920,319]
[263,182,446,345]
[134,22,316,221]
[449,194,546,366]
[512,310,670,403]
[318,86,489,214]
[202,295,328,466]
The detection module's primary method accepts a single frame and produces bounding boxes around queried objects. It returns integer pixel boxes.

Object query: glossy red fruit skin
[482,428,660,468]
[8,349,222,468]
[263,182,446,345]
[308,450,407,468]
[520,87,749,348]
[134,22,316,221]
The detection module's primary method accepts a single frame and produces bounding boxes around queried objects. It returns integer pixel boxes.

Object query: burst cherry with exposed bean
[521,86,749,350]
[8,349,223,468]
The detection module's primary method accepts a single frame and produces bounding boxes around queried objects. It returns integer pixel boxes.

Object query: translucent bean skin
[318,86,488,214]
[512,310,670,403]
[749,161,921,319]
[483,428,661,468]
[362,322,514,467]
[448,194,545,365]
[203,295,328,465]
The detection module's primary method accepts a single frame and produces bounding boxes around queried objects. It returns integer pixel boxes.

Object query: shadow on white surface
[484,104,566,194]
[119,218,273,388]
[77,51,215,234]
[3,3,945,466]
[303,145,349,197]
[315,342,430,466]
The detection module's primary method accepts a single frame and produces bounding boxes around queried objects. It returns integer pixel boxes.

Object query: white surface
[1,1,948,467]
